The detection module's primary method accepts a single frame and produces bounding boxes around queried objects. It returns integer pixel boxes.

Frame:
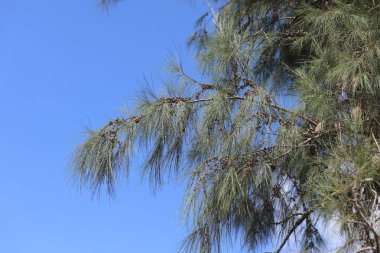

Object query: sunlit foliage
[72,1,380,252]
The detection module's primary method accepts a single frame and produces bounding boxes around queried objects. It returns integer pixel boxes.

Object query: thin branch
[270,104,317,125]
[355,246,376,253]
[352,186,380,252]
[271,212,309,225]
[273,209,313,253]
[177,67,216,91]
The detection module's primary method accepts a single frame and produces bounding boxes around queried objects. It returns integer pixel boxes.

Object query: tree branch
[355,246,376,253]
[273,209,313,253]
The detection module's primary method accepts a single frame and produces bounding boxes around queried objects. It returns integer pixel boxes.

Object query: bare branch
[273,209,314,253]
[355,246,376,253]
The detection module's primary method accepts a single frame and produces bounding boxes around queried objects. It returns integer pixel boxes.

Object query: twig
[355,246,376,253]
[273,209,313,253]
[271,212,309,225]
[352,186,380,252]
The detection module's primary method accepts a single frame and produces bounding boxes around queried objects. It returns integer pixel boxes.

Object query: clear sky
[0,1,220,252]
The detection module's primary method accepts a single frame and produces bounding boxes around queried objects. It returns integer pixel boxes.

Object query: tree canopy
[71,1,380,252]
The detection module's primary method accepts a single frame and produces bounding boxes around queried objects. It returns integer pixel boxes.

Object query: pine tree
[71,1,380,252]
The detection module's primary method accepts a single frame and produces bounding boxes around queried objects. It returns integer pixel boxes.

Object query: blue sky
[0,1,216,252]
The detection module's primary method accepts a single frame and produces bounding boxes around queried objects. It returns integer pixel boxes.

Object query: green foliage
[71,0,380,252]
